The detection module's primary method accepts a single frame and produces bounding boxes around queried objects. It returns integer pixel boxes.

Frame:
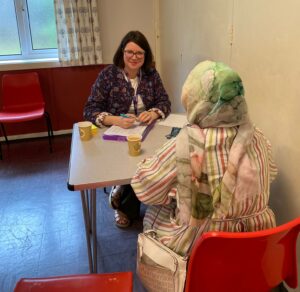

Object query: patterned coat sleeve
[147,69,171,118]
[131,138,177,205]
[83,69,110,125]
[83,65,171,125]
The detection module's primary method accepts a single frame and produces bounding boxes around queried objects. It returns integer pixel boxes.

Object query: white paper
[103,123,148,137]
[158,113,188,128]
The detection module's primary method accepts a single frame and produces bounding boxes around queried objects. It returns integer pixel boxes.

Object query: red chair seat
[14,272,133,292]
[0,107,45,123]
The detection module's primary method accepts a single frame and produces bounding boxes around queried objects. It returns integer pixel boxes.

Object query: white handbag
[137,230,188,292]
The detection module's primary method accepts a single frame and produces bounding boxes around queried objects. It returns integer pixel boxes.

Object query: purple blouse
[83,64,171,125]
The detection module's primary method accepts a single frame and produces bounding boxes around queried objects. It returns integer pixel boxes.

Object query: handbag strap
[150,205,164,229]
[145,205,212,258]
[185,217,211,257]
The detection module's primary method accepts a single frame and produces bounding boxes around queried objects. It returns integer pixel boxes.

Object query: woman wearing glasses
[84,30,171,228]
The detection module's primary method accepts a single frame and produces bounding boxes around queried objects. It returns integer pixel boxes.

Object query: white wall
[159,0,234,112]
[231,0,300,222]
[159,1,300,288]
[159,0,300,223]
[97,0,157,64]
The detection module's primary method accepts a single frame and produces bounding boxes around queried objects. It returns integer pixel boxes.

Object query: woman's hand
[103,114,136,128]
[138,111,159,124]
[117,114,136,129]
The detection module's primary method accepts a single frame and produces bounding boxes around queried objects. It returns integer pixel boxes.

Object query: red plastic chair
[184,216,300,292]
[14,272,133,292]
[0,72,53,160]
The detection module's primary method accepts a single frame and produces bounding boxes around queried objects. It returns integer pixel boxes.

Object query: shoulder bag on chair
[137,203,210,292]
[137,230,188,292]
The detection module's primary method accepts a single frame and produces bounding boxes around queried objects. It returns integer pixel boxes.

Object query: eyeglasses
[124,50,145,58]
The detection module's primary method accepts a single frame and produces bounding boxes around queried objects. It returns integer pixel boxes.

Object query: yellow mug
[78,121,92,141]
[127,134,142,156]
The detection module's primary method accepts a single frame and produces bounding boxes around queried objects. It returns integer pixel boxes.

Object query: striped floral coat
[131,125,278,256]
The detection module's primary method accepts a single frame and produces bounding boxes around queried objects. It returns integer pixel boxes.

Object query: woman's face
[123,41,145,76]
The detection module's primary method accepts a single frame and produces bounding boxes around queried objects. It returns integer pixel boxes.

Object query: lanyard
[132,94,138,115]
[123,70,142,115]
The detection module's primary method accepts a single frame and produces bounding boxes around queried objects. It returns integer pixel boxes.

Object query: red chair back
[184,217,300,292]
[1,72,45,110]
[14,272,133,292]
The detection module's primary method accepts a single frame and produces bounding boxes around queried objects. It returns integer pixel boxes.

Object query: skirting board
[0,129,72,142]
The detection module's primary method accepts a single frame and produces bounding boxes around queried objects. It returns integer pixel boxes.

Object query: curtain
[54,0,103,66]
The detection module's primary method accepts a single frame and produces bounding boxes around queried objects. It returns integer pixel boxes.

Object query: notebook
[158,113,188,128]
[102,121,155,141]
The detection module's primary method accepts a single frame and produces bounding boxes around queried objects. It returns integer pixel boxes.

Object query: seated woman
[131,60,278,257]
[83,30,171,228]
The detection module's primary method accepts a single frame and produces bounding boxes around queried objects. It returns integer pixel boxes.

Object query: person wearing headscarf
[131,60,277,256]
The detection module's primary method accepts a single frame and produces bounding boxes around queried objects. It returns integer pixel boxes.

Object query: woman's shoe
[114,210,131,228]
[109,185,124,209]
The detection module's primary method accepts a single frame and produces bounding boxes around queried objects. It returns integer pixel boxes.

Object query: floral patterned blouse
[83,64,171,126]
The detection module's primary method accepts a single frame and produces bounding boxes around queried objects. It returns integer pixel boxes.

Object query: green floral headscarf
[176,60,255,226]
[181,60,248,127]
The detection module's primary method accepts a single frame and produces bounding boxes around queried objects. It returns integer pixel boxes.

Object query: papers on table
[102,114,187,142]
[158,113,188,128]
[102,122,154,142]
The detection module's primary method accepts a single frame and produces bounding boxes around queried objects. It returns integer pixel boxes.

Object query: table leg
[81,189,97,273]
[91,189,97,273]
[84,191,91,233]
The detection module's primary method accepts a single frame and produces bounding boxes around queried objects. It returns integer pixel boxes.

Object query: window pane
[27,0,57,50]
[0,1,21,56]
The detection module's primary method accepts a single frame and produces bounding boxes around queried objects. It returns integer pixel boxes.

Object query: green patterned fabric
[181,60,248,128]
[177,60,255,225]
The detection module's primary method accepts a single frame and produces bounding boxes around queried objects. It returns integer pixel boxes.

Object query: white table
[67,123,171,273]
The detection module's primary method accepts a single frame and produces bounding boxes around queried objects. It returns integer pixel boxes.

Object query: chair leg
[0,140,2,160]
[0,123,9,144]
[44,112,53,153]
[45,112,54,137]
[0,123,7,160]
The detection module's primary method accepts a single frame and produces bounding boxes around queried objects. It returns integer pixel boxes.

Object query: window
[0,0,58,62]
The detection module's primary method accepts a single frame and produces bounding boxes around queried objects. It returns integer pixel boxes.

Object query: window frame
[0,0,58,62]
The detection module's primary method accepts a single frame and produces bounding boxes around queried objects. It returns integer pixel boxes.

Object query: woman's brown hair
[113,31,154,72]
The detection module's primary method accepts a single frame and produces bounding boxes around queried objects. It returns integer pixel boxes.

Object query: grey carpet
[0,135,146,292]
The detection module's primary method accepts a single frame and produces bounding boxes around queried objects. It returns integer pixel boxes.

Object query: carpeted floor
[0,135,146,292]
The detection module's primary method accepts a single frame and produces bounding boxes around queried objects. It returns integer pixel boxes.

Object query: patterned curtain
[54,0,103,66]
